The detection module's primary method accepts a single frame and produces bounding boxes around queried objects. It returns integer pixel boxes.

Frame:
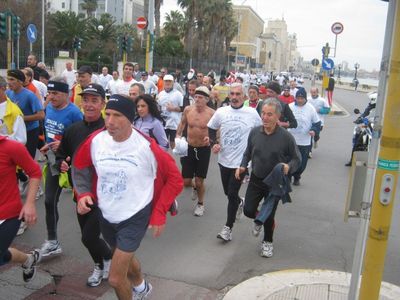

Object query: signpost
[136,16,148,30]
[322,58,334,71]
[27,23,37,52]
[331,22,344,57]
[311,58,319,66]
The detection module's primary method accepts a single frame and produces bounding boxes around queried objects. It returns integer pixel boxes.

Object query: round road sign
[331,22,344,35]
[137,16,148,30]
[311,58,319,67]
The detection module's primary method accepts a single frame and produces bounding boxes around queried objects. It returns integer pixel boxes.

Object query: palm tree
[47,11,88,49]
[155,0,163,37]
[81,0,98,18]
[163,10,185,38]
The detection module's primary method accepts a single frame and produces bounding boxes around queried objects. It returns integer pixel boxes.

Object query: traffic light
[127,36,133,52]
[73,37,82,50]
[12,15,20,38]
[0,12,6,39]
[121,36,127,51]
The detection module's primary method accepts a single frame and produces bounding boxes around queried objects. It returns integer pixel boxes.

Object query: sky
[160,0,389,72]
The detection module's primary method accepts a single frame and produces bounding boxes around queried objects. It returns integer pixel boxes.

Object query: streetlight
[97,25,104,72]
[354,62,360,80]
[337,63,342,79]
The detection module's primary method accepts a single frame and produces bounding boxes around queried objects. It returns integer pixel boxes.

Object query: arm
[240,129,254,169]
[287,135,302,175]
[284,104,297,129]
[152,119,169,150]
[23,110,44,122]
[176,107,188,138]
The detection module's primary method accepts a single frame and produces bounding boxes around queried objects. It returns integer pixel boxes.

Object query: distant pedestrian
[98,67,113,90]
[115,62,137,95]
[308,87,330,149]
[326,73,335,106]
[61,62,76,91]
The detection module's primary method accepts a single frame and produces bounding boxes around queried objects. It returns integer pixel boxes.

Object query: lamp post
[354,62,360,80]
[97,25,104,72]
[338,63,342,79]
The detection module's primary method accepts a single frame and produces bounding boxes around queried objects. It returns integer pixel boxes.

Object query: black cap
[106,94,136,123]
[266,81,281,95]
[141,71,148,76]
[79,83,105,99]
[76,65,93,75]
[295,87,307,99]
[7,69,26,82]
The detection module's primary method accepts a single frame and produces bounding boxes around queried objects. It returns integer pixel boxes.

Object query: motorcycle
[352,108,373,152]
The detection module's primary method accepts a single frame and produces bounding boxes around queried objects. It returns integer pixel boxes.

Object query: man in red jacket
[72,94,183,300]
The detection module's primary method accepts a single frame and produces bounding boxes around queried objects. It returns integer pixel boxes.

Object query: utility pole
[145,0,154,71]
[358,1,400,299]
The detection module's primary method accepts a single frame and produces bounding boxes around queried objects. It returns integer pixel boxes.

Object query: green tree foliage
[154,35,186,58]
[163,10,185,38]
[81,0,98,18]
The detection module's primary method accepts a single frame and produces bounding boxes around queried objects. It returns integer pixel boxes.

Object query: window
[62,2,65,9]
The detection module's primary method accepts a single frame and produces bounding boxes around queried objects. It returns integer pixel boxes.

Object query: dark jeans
[45,165,63,240]
[243,174,279,242]
[292,145,311,180]
[0,217,20,266]
[26,127,40,159]
[218,164,245,228]
[77,205,112,269]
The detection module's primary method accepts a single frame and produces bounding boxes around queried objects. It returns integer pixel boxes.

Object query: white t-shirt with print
[157,89,183,130]
[288,102,320,146]
[207,105,262,168]
[91,129,157,223]
[115,78,137,96]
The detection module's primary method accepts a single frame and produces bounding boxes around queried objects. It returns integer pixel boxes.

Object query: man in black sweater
[236,98,301,258]
[56,83,112,287]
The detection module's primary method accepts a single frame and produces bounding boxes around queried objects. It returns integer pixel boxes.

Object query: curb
[223,269,400,300]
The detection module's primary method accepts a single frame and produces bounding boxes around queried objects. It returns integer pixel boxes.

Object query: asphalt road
[4,84,399,299]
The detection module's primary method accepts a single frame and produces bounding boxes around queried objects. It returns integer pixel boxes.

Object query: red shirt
[0,136,42,220]
[279,94,295,104]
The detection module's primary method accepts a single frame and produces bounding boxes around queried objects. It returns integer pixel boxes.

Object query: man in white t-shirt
[157,74,183,149]
[105,71,122,95]
[61,62,76,91]
[98,67,113,90]
[207,82,262,242]
[288,88,321,186]
[115,62,137,95]
[72,94,183,299]
[139,71,158,96]
[308,87,330,148]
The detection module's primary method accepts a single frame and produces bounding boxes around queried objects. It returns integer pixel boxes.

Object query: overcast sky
[160,0,389,72]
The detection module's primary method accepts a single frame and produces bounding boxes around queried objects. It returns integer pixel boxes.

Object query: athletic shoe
[17,221,27,236]
[40,240,62,257]
[260,241,274,258]
[35,186,44,200]
[252,223,262,237]
[217,225,232,242]
[313,141,318,149]
[133,280,153,300]
[193,204,204,216]
[293,178,300,186]
[345,161,352,167]
[308,152,312,159]
[102,259,111,280]
[191,188,198,201]
[87,264,103,287]
[236,197,244,220]
[22,249,41,282]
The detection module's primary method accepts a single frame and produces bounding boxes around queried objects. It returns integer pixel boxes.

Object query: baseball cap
[79,83,105,98]
[163,74,174,81]
[76,65,93,75]
[141,71,148,76]
[195,86,210,97]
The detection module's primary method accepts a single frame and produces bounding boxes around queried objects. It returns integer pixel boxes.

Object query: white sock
[134,280,146,292]
[22,253,33,268]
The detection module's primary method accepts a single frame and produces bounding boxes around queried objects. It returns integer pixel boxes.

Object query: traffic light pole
[145,0,154,71]
[359,1,400,297]
[7,14,12,69]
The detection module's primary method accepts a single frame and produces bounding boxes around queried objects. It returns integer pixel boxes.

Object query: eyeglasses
[230,92,242,96]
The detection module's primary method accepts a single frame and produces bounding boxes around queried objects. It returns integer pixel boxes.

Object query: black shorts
[181,145,211,179]
[100,203,151,253]
[165,129,176,143]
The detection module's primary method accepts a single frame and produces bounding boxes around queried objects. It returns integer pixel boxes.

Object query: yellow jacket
[2,97,23,135]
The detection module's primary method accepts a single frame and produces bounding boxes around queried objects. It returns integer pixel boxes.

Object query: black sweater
[240,125,301,179]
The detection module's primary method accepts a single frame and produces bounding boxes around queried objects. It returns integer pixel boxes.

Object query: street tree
[81,0,98,18]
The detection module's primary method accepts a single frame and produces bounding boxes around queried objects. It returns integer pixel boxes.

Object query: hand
[77,196,94,215]
[282,163,290,175]
[19,202,37,225]
[235,167,246,180]
[39,144,50,154]
[148,224,165,237]
[166,102,175,112]
[212,144,221,154]
[278,121,289,128]
[60,156,71,173]
[49,140,61,152]
[309,130,316,137]
[203,136,210,146]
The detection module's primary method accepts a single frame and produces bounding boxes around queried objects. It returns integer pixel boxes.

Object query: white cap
[163,74,174,81]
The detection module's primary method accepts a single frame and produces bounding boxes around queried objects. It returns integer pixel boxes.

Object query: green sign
[377,159,400,171]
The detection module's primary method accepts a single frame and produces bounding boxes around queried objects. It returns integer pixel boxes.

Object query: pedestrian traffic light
[0,12,7,39]
[12,15,20,38]
[73,37,82,50]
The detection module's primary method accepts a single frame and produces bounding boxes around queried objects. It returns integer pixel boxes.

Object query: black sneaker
[22,249,41,282]
[293,178,300,186]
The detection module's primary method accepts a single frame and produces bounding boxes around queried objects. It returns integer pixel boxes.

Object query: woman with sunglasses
[133,94,169,150]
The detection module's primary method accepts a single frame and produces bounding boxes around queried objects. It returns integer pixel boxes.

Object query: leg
[0,218,21,266]
[193,146,211,205]
[108,248,135,300]
[292,145,312,182]
[194,177,205,204]
[225,167,245,228]
[25,128,39,159]
[243,175,269,219]
[263,200,280,242]
[44,166,63,241]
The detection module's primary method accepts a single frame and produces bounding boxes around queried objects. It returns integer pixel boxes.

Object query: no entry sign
[137,16,148,30]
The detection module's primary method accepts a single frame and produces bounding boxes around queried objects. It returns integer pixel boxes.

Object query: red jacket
[72,128,183,226]
[0,136,42,220]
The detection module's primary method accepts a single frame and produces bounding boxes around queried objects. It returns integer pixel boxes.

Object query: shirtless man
[176,86,215,216]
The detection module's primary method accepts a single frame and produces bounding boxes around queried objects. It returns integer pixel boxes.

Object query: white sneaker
[236,197,244,220]
[87,264,103,287]
[17,221,28,236]
[40,240,62,257]
[191,188,198,201]
[261,241,274,258]
[217,225,232,242]
[252,223,262,237]
[193,204,204,216]
[102,259,111,280]
[133,280,152,300]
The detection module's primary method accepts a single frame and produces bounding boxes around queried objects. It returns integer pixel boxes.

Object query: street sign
[331,22,344,35]
[136,16,148,30]
[311,58,319,66]
[322,58,334,71]
[27,23,37,43]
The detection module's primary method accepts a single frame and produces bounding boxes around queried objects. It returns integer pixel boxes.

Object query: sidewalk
[223,269,400,300]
